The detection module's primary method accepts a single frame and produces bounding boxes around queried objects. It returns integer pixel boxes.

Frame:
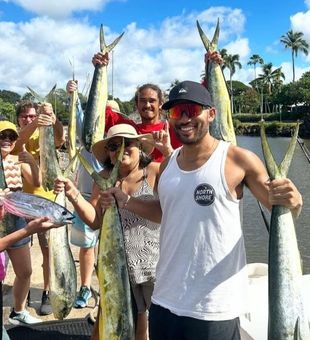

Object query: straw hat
[91,124,154,164]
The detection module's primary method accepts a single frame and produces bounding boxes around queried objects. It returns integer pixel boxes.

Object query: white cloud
[3,5,305,101]
[280,61,309,83]
[0,7,249,101]
[2,0,111,18]
[290,10,310,62]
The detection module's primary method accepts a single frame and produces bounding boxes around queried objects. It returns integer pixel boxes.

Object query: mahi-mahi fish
[260,122,310,339]
[78,145,134,339]
[197,19,236,145]
[27,86,77,319]
[82,25,124,151]
[68,63,79,173]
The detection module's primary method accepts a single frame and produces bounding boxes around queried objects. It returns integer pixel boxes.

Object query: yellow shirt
[23,129,56,200]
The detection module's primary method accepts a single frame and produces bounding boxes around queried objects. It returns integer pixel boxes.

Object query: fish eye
[62,211,68,216]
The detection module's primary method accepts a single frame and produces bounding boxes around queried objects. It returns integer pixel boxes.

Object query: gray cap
[162,80,213,110]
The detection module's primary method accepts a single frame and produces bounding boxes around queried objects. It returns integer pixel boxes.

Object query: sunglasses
[168,103,205,120]
[105,138,137,152]
[0,131,18,141]
[19,114,37,120]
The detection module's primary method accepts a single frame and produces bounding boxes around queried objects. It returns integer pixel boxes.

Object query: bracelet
[72,191,80,203]
[124,195,131,207]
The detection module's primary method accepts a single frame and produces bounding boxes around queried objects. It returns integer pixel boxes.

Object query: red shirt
[105,107,181,163]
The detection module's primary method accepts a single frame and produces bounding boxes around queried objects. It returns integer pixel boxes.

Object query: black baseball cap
[162,80,213,110]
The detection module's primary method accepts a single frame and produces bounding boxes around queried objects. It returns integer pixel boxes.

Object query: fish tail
[279,123,300,177]
[100,24,124,53]
[77,151,107,188]
[260,122,281,179]
[196,18,220,52]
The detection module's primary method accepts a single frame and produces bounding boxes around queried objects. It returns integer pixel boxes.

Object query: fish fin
[108,140,124,185]
[69,58,75,81]
[279,123,300,177]
[44,84,57,102]
[196,18,220,52]
[26,86,45,103]
[99,24,124,53]
[260,122,280,180]
[196,20,211,52]
[77,152,106,189]
[211,18,220,47]
[63,150,80,178]
[99,24,106,52]
[294,317,302,340]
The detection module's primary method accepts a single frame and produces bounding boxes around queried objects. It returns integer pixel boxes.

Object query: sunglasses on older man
[105,138,137,152]
[0,131,18,141]
[168,103,206,120]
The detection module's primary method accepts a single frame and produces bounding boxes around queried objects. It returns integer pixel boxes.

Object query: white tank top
[153,141,248,321]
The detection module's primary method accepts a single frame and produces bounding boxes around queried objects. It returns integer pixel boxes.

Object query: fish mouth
[65,215,75,224]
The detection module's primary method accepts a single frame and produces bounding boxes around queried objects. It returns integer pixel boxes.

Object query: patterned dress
[119,174,160,285]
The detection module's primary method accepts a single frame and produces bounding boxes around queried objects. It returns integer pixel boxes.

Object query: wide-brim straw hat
[91,123,154,164]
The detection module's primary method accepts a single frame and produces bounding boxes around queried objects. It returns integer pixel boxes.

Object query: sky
[0,0,310,101]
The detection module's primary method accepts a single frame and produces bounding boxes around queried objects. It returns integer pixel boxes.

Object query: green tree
[247,54,264,80]
[298,71,310,105]
[280,30,309,82]
[241,88,260,114]
[0,98,16,122]
[219,49,228,70]
[0,90,21,104]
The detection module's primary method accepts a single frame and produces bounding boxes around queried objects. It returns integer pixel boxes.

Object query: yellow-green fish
[78,144,134,339]
[197,19,236,145]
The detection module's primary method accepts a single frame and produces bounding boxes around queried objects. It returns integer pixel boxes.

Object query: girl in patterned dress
[0,121,42,325]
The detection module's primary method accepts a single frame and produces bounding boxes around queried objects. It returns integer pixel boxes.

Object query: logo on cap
[178,88,187,93]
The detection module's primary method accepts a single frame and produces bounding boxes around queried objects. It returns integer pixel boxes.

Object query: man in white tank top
[101,81,303,340]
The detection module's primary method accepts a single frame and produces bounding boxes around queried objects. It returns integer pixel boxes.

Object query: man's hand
[37,103,56,126]
[267,178,303,217]
[66,80,78,94]
[92,52,109,67]
[204,51,223,65]
[17,145,37,165]
[151,121,173,157]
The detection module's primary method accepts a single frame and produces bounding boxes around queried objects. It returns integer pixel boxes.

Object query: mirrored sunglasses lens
[169,104,203,119]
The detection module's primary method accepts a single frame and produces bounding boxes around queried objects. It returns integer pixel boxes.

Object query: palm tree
[222,53,242,113]
[247,54,264,80]
[219,48,228,70]
[280,30,309,82]
[255,63,285,114]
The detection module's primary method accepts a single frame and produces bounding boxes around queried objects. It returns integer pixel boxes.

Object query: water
[237,136,310,274]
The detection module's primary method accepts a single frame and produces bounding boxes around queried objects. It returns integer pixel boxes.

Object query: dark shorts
[7,216,30,249]
[149,304,241,340]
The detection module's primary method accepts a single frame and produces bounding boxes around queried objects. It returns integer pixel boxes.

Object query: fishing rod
[297,135,310,164]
